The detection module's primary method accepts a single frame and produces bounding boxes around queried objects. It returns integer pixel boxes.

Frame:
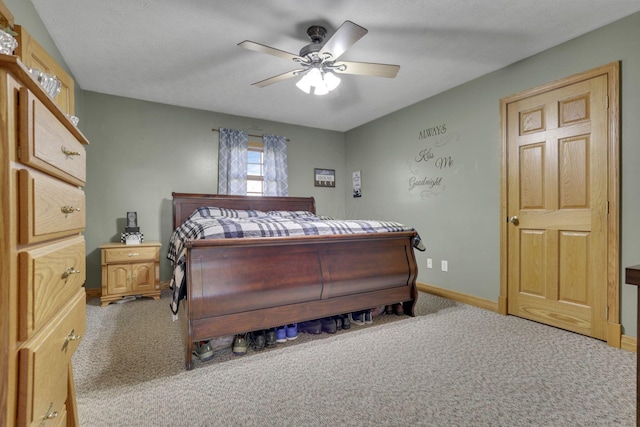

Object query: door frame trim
[499,61,620,346]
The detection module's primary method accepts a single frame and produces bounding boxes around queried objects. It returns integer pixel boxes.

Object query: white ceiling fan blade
[334,61,400,78]
[252,69,304,88]
[319,21,368,61]
[238,40,303,63]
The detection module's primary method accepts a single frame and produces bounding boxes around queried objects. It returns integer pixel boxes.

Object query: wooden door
[501,64,619,342]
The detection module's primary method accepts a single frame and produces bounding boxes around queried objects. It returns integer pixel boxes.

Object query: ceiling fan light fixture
[295,72,313,94]
[324,71,341,91]
[296,67,341,96]
[313,82,329,96]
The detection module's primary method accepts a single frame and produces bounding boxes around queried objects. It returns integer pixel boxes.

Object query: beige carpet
[73,291,636,426]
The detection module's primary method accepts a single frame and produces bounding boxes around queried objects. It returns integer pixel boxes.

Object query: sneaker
[394,303,404,316]
[276,326,287,343]
[351,311,366,326]
[249,330,266,351]
[193,341,214,362]
[321,317,337,334]
[265,329,277,348]
[364,310,373,324]
[336,314,350,330]
[299,319,322,334]
[232,334,248,355]
[333,315,343,330]
[286,324,298,340]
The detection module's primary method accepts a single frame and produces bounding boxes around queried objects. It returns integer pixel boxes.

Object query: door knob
[508,216,519,226]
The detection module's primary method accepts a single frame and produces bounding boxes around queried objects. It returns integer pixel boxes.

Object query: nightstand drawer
[18,169,85,244]
[19,236,86,340]
[19,87,85,186]
[104,245,159,263]
[18,289,85,427]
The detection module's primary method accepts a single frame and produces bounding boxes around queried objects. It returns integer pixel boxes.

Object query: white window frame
[247,140,264,196]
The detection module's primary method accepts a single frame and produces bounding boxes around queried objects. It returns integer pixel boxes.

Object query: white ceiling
[30,0,640,132]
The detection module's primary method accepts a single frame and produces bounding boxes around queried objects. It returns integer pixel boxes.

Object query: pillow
[317,215,335,221]
[188,206,267,220]
[266,210,319,219]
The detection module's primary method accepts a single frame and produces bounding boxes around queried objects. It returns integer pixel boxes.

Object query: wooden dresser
[1,54,89,426]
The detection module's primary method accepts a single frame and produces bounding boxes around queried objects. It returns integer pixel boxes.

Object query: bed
[170,192,421,370]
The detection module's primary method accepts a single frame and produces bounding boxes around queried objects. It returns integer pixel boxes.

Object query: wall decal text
[409,123,459,198]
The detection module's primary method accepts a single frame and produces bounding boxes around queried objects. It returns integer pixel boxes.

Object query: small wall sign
[314,168,335,187]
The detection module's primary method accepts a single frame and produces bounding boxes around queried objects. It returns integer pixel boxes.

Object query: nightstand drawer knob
[62,267,81,279]
[61,145,80,156]
[61,205,81,214]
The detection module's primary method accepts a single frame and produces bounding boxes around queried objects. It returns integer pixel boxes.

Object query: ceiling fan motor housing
[307,25,327,44]
[299,26,326,60]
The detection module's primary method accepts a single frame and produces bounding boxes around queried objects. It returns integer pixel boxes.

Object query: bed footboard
[182,232,418,370]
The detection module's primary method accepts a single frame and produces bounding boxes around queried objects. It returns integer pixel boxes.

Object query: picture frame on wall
[352,171,361,197]
[314,168,335,187]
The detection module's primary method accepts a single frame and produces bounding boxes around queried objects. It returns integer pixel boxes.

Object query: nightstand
[99,241,161,306]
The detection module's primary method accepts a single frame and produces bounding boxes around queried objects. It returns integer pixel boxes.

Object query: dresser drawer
[18,168,85,244]
[104,245,159,263]
[18,289,85,427]
[19,87,85,186]
[19,236,86,340]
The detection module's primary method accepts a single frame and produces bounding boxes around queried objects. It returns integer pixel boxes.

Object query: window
[218,129,287,196]
[247,141,264,196]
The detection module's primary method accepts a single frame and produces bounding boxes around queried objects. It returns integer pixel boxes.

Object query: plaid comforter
[168,207,425,315]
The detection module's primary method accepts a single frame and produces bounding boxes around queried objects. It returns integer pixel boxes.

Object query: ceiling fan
[238,20,400,95]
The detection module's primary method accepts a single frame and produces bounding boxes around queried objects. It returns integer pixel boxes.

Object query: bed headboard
[172,193,316,229]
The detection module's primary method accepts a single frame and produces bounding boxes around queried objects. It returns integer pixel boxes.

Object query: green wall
[81,93,346,287]
[7,0,640,336]
[345,12,640,336]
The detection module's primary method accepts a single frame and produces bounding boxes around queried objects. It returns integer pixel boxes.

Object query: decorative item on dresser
[13,24,75,116]
[1,54,89,426]
[99,242,162,307]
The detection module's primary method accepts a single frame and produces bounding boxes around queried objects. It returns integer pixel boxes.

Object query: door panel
[107,265,131,294]
[132,262,155,292]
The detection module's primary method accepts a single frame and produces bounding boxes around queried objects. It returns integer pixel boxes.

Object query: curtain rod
[211,128,290,142]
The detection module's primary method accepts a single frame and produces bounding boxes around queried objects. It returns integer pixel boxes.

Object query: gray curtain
[263,134,288,196]
[218,128,248,195]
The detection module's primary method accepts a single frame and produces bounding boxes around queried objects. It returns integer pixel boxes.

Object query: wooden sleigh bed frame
[172,192,419,370]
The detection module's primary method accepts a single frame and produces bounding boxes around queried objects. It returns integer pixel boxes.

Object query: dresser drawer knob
[61,145,80,156]
[62,328,82,352]
[62,267,81,279]
[61,205,81,214]
[41,402,59,424]
[128,252,139,257]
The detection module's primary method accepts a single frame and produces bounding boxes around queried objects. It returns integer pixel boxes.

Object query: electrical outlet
[441,260,448,272]
[427,258,432,268]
